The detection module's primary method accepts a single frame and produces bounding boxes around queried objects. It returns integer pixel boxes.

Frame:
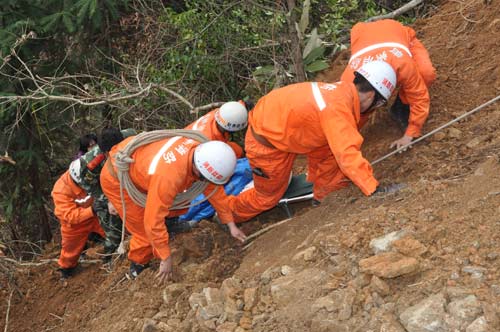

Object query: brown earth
[1,1,500,331]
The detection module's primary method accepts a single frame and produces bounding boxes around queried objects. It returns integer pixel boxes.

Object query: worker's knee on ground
[420,67,437,87]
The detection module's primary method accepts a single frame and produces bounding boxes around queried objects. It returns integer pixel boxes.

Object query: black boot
[389,96,410,131]
[129,262,149,279]
[88,232,105,244]
[59,267,75,279]
[165,217,198,235]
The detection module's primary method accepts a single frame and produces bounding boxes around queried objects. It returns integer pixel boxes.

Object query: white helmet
[355,60,397,100]
[194,141,237,185]
[215,101,248,132]
[69,159,82,184]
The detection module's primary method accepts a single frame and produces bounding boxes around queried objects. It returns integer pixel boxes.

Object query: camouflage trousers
[93,194,123,255]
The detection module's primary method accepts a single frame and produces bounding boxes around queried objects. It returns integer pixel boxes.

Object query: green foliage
[0,0,429,250]
[0,0,128,247]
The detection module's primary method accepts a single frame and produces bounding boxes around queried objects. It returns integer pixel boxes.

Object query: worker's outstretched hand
[227,222,247,242]
[390,135,413,151]
[108,201,118,215]
[156,256,173,285]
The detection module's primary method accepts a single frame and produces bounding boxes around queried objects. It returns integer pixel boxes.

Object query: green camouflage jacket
[78,128,136,196]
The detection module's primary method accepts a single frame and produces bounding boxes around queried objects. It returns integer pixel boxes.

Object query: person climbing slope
[100,133,236,283]
[341,19,436,150]
[52,160,105,279]
[220,61,398,241]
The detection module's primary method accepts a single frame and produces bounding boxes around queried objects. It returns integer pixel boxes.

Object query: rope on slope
[372,94,500,165]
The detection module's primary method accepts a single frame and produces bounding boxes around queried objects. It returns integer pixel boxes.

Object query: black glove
[373,183,406,195]
[312,199,321,207]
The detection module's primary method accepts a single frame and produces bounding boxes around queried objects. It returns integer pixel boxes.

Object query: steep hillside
[1,1,500,331]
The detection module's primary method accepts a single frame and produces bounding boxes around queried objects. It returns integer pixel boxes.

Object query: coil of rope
[114,129,217,255]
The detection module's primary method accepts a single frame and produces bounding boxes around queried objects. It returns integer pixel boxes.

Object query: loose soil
[1,1,500,331]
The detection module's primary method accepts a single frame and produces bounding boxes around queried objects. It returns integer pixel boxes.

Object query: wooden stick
[367,0,423,22]
[0,257,101,266]
[244,218,293,243]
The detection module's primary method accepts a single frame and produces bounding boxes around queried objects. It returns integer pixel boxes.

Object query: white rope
[372,94,500,165]
[114,129,215,255]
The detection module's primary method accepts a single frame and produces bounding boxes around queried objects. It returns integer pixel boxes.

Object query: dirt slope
[1,1,500,331]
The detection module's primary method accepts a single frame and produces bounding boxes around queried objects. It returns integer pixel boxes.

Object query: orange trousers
[400,39,437,104]
[100,162,186,265]
[227,128,296,222]
[58,217,105,269]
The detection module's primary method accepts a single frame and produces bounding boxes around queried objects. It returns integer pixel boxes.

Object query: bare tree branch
[367,0,424,22]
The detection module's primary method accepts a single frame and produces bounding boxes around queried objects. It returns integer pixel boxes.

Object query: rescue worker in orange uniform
[341,19,436,150]
[219,61,398,241]
[186,101,248,158]
[100,137,236,282]
[52,160,105,279]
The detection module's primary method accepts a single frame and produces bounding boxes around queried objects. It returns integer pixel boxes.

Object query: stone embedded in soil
[215,322,238,332]
[380,315,406,332]
[243,287,258,311]
[446,286,473,300]
[399,293,449,332]
[447,128,463,139]
[199,303,224,320]
[310,318,349,332]
[162,283,187,304]
[461,266,487,280]
[447,295,483,327]
[224,298,244,322]
[292,246,317,261]
[369,230,408,254]
[434,132,446,141]
[238,315,252,330]
[359,252,419,278]
[270,268,326,308]
[203,319,217,330]
[189,292,207,310]
[465,316,489,332]
[312,287,356,320]
[252,313,270,327]
[203,287,224,306]
[141,319,158,332]
[260,266,281,284]
[280,265,292,275]
[221,277,242,301]
[392,237,427,257]
[370,275,390,296]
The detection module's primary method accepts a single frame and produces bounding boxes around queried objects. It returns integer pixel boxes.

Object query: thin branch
[367,0,423,22]
[3,290,13,332]
[244,218,293,244]
[191,102,225,114]
[0,257,101,266]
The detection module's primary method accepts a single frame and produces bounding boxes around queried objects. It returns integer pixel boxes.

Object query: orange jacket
[52,171,95,226]
[186,109,244,158]
[250,81,378,196]
[341,19,430,137]
[110,136,232,260]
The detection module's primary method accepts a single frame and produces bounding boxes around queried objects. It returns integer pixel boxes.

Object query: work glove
[373,183,406,195]
[312,198,321,207]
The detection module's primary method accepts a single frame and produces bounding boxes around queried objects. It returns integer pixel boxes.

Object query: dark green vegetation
[0,0,428,252]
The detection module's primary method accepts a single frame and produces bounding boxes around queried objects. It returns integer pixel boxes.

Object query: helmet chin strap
[362,94,386,114]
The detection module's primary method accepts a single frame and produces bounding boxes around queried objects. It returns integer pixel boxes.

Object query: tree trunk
[286,0,306,82]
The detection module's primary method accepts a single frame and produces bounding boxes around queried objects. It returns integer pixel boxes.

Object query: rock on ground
[399,293,449,332]
[359,252,419,278]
